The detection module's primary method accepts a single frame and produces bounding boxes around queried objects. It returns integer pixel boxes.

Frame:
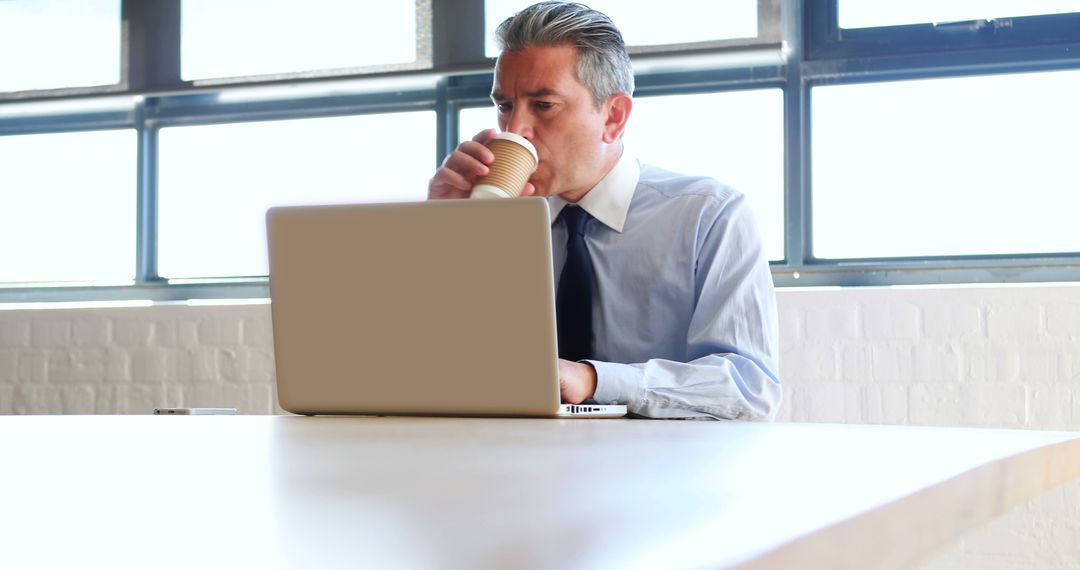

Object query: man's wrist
[578,360,598,401]
[587,360,643,406]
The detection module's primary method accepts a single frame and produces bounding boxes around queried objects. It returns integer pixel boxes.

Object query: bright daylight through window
[0,129,136,284]
[0,0,121,92]
[813,70,1080,260]
[157,112,435,279]
[181,0,419,80]
[459,89,784,261]
[483,0,758,56]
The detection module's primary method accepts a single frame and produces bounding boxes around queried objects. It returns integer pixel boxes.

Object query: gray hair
[495,2,635,108]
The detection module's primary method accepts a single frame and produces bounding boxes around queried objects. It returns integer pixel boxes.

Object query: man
[429,2,781,420]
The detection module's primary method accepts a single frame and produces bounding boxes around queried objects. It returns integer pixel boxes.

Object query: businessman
[429,2,781,419]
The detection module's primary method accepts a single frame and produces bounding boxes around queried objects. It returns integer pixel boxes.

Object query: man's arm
[580,193,781,420]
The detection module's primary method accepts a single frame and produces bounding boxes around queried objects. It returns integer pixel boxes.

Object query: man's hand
[558,359,597,404]
[428,128,536,200]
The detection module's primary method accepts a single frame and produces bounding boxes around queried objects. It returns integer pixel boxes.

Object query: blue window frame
[806,1,1080,59]
[789,0,1080,287]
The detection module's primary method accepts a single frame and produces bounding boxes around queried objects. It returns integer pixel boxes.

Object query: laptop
[266,197,626,419]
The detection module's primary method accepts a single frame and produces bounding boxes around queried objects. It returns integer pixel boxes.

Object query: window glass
[840,0,1080,29]
[460,89,786,262]
[484,0,757,57]
[812,70,1080,259]
[0,0,121,92]
[157,111,436,279]
[628,91,784,262]
[0,130,136,284]
[458,106,498,144]
[181,0,417,81]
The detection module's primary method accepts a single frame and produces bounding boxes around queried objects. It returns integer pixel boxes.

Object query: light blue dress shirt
[548,152,781,420]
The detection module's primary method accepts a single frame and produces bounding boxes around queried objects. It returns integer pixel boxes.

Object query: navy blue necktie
[556,206,594,361]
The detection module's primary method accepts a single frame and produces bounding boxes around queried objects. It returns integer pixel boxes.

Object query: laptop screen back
[266,198,562,416]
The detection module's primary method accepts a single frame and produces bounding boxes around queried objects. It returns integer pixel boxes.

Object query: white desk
[1,416,1078,569]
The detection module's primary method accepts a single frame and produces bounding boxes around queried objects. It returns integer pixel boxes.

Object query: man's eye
[496,103,513,113]
[534,101,555,111]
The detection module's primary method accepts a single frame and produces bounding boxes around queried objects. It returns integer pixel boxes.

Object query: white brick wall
[1,283,1078,567]
[0,303,280,415]
[774,284,1080,570]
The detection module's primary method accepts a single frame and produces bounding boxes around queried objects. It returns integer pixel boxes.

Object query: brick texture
[0,303,276,414]
[0,319,31,347]
[776,285,1080,570]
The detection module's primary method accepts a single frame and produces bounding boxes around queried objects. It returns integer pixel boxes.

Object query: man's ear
[601,93,632,144]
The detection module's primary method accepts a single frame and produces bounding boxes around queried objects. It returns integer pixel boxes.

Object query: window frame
[1,0,1080,303]
[806,0,1080,60]
[790,0,1080,287]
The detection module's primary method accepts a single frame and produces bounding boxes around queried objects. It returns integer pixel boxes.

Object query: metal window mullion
[445,74,496,104]
[0,111,134,136]
[135,101,160,285]
[125,0,177,286]
[781,81,811,272]
[148,91,438,127]
[633,67,786,96]
[436,78,456,168]
[781,0,810,274]
[800,43,1080,85]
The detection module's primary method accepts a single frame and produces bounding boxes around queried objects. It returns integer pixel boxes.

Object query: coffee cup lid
[493,132,539,165]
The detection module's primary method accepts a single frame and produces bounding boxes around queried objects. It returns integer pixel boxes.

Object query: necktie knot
[562,206,591,237]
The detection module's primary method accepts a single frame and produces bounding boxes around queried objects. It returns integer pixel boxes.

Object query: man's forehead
[491,45,582,98]
[490,86,563,100]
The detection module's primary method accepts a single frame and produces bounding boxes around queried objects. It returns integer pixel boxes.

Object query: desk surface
[1,416,1078,570]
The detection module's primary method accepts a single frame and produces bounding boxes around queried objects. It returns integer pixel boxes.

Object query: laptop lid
[266,198,563,416]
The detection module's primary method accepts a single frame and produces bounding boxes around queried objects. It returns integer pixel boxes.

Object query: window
[484,0,760,57]
[812,70,1080,260]
[840,0,1080,29]
[0,0,121,93]
[810,0,1080,59]
[181,0,424,81]
[462,90,785,262]
[0,129,136,284]
[2,2,1079,302]
[458,106,497,144]
[157,111,436,279]
[626,91,785,262]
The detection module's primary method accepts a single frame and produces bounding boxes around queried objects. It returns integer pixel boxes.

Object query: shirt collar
[546,150,640,233]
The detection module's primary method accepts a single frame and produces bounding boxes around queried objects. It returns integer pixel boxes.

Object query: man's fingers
[443,152,490,181]
[456,140,496,165]
[429,132,498,198]
[434,167,473,191]
[471,128,497,144]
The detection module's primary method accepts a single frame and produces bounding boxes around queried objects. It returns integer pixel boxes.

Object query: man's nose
[505,110,533,138]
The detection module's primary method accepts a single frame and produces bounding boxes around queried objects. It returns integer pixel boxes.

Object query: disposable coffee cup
[470,132,539,199]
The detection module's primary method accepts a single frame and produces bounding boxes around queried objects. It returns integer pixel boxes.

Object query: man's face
[491,44,611,198]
